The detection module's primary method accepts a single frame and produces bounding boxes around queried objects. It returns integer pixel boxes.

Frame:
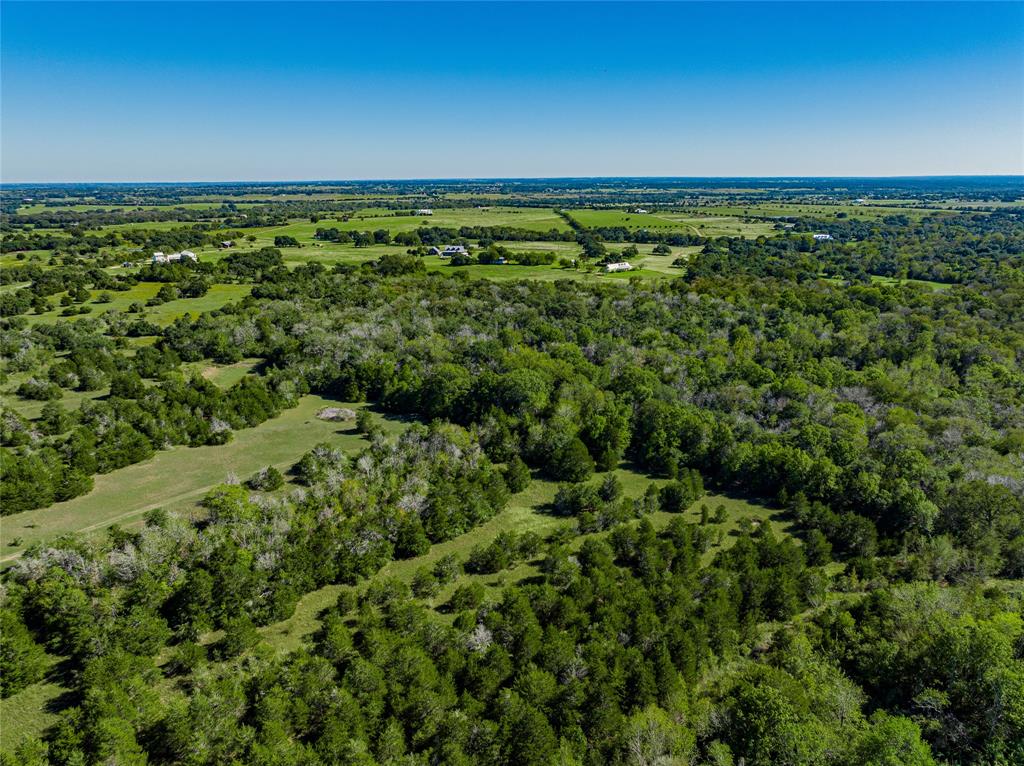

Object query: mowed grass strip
[0,395,405,561]
[256,465,788,653]
[0,655,72,749]
[0,457,788,750]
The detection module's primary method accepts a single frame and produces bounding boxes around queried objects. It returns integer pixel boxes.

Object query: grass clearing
[257,466,788,653]
[0,655,73,749]
[694,202,958,220]
[0,395,405,561]
[246,206,570,242]
[24,282,252,328]
[567,209,776,238]
[182,358,262,388]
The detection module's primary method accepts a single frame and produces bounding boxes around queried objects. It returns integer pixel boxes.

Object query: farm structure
[604,261,633,272]
[151,250,198,264]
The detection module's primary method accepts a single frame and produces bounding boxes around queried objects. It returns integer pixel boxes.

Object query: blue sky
[2,1,1022,182]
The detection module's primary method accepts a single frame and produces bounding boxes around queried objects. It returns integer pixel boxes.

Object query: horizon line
[5,174,1024,187]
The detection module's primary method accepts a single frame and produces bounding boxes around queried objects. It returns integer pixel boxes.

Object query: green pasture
[180,358,262,388]
[0,250,53,268]
[23,282,251,327]
[566,209,776,238]
[820,274,953,292]
[16,202,261,215]
[868,274,953,291]
[0,395,405,562]
[694,202,957,220]
[1,379,108,421]
[654,214,778,238]
[172,240,683,284]
[245,206,570,241]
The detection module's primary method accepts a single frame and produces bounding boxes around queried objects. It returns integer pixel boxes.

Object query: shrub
[247,465,284,491]
[448,582,486,612]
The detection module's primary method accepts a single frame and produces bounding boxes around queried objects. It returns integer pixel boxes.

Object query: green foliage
[550,437,595,483]
[246,465,284,491]
[0,609,48,698]
[216,614,260,659]
[504,455,532,493]
[2,184,1023,764]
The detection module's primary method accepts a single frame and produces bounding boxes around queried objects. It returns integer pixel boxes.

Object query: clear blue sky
[2,1,1022,182]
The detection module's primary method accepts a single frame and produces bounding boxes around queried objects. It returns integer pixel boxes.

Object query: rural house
[604,261,633,273]
[152,250,198,264]
[416,209,433,216]
[813,233,833,241]
[441,245,468,257]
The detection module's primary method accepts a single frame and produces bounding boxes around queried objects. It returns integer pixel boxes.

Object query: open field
[868,274,953,291]
[248,206,571,239]
[182,358,263,388]
[821,274,954,292]
[135,239,685,283]
[0,395,406,562]
[566,209,777,238]
[1,379,108,420]
[22,282,252,327]
[691,202,957,220]
[654,214,779,238]
[16,202,263,215]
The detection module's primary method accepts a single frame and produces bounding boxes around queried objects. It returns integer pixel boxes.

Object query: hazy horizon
[5,174,1024,188]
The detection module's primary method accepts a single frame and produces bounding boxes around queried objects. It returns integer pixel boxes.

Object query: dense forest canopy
[0,180,1022,765]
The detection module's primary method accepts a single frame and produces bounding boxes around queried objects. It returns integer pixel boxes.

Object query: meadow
[693,201,958,220]
[23,282,252,327]
[566,208,778,238]
[247,205,571,239]
[0,394,405,562]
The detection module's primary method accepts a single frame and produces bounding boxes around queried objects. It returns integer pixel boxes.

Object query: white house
[634,208,648,214]
[416,209,433,216]
[441,245,468,258]
[154,250,198,264]
[604,261,633,273]
[812,233,833,241]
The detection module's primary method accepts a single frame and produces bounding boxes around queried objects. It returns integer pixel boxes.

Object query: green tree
[551,437,595,483]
